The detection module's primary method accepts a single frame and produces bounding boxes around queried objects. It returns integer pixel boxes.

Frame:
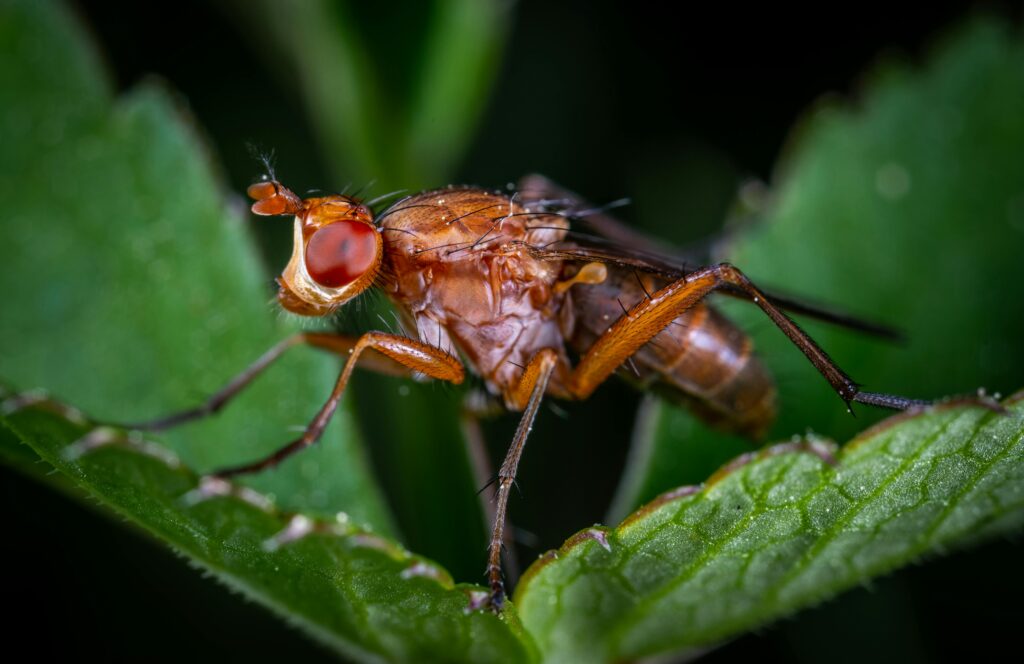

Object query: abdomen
[567,265,776,438]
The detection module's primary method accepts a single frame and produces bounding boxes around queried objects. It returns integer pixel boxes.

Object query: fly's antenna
[246,142,278,181]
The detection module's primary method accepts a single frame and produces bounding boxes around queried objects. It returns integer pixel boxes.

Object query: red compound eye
[304,222,378,288]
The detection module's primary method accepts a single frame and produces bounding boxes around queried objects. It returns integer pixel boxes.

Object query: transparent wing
[516,174,903,341]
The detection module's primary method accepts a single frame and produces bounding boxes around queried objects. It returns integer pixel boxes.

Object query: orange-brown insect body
[379,187,576,407]
[568,265,776,437]
[379,187,776,434]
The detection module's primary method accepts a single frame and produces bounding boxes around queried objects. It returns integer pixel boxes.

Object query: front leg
[217,332,465,477]
[121,332,425,433]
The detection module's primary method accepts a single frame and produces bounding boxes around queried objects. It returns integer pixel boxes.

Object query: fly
[126,172,932,610]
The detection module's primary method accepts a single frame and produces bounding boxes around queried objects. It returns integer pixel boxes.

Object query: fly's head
[247,179,382,316]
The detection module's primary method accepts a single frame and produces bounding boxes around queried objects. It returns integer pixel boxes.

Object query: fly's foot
[488,575,506,613]
[461,567,507,613]
[966,388,1009,414]
[463,588,492,614]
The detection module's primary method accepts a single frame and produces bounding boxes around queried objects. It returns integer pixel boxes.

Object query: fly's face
[247,180,382,316]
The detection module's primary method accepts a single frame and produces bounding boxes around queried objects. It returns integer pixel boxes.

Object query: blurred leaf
[613,19,1024,515]
[238,0,510,188]
[404,0,509,180]
[0,0,392,529]
[517,396,1024,663]
[238,0,391,183]
[726,19,1024,440]
[1,406,535,663]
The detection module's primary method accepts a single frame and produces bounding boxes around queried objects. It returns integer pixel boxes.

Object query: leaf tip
[620,484,703,531]
[564,526,613,553]
[400,559,454,588]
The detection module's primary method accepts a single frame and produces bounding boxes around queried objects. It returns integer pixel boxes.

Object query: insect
[129,172,929,610]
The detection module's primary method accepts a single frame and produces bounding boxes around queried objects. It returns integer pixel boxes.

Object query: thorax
[378,187,573,404]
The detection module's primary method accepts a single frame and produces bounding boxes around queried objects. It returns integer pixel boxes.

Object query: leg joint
[712,262,744,283]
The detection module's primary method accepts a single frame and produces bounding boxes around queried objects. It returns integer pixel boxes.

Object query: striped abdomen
[567,265,777,438]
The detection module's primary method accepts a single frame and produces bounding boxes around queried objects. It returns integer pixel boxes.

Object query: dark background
[5,1,1022,661]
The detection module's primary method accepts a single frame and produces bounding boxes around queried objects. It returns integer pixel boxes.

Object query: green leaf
[0,404,52,481]
[0,0,393,530]
[1,406,535,663]
[613,18,1024,515]
[607,396,753,524]
[516,396,1024,663]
